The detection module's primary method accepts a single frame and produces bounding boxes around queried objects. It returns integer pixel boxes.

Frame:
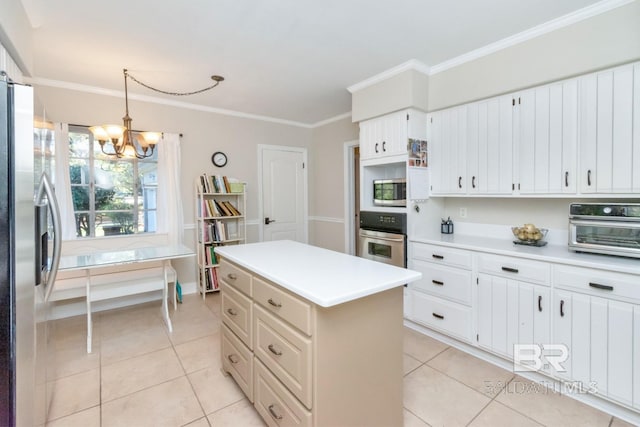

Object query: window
[68,125,158,238]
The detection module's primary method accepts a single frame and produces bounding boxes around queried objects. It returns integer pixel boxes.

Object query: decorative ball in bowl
[511,224,548,243]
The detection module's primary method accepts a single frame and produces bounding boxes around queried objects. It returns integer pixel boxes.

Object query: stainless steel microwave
[373,179,406,207]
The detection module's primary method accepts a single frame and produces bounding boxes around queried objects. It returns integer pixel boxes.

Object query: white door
[260,146,307,243]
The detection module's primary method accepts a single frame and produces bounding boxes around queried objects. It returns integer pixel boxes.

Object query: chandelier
[90,68,224,159]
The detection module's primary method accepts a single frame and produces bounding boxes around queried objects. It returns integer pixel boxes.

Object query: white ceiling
[22,0,608,126]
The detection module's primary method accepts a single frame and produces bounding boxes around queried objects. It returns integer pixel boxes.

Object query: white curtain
[156,133,184,245]
[54,123,78,240]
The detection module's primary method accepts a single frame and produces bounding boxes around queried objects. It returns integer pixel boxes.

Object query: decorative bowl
[511,224,548,243]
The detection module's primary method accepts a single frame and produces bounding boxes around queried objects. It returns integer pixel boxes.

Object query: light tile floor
[45,293,636,427]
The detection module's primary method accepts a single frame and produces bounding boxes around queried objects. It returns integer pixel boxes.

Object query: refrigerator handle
[36,172,62,302]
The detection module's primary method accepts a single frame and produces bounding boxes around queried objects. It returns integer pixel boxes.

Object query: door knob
[264,217,276,225]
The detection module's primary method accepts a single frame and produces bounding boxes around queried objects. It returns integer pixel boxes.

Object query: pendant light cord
[125,70,224,96]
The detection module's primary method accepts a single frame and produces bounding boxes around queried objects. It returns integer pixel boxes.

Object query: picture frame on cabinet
[408,138,428,168]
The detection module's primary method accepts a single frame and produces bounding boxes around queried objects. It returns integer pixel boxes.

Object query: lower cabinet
[553,289,640,408]
[477,274,551,370]
[220,258,405,426]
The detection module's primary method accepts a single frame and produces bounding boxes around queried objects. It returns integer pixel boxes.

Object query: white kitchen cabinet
[477,274,550,366]
[515,79,578,194]
[579,63,639,194]
[552,264,640,409]
[429,106,467,194]
[359,109,426,162]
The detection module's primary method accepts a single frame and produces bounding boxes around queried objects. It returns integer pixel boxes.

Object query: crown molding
[347,59,430,93]
[310,111,352,128]
[24,76,316,129]
[429,0,636,75]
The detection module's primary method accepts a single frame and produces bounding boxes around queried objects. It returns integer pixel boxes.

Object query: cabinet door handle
[375,143,379,153]
[458,176,462,189]
[227,273,237,280]
[227,354,239,364]
[472,176,476,188]
[587,169,592,186]
[501,266,519,274]
[382,141,386,152]
[432,254,444,260]
[226,308,237,316]
[268,404,284,420]
[565,171,569,187]
[589,282,614,291]
[538,295,542,312]
[432,313,444,320]
[432,280,444,286]
[267,298,282,308]
[560,300,565,317]
[268,344,282,356]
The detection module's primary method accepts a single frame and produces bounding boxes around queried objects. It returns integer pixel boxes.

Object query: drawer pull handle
[538,295,542,312]
[560,300,565,317]
[267,298,282,308]
[227,354,239,364]
[268,404,283,420]
[501,266,519,274]
[432,313,444,320]
[432,280,444,286]
[226,308,237,316]
[432,254,444,260]
[227,273,237,280]
[589,282,614,291]
[268,344,282,356]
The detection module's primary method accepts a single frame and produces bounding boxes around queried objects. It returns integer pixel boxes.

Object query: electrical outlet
[459,207,467,218]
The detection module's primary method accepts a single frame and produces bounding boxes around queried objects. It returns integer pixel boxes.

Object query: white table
[58,244,195,353]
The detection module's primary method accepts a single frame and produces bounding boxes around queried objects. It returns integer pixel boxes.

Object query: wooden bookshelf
[194,175,246,298]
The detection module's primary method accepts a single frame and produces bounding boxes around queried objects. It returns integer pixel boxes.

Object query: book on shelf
[198,174,244,194]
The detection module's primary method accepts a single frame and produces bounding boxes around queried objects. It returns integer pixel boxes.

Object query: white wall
[0,0,33,76]
[427,1,640,231]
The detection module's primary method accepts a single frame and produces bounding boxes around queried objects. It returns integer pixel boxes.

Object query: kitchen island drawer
[411,242,472,269]
[254,275,312,336]
[554,265,640,301]
[219,259,252,296]
[221,279,253,348]
[410,292,473,343]
[478,253,550,285]
[411,259,472,305]
[254,304,312,409]
[254,358,312,427]
[222,324,253,402]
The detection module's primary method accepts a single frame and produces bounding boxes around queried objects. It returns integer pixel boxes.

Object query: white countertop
[215,240,421,307]
[411,234,640,275]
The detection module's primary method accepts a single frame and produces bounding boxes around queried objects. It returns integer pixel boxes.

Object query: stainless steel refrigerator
[0,75,61,425]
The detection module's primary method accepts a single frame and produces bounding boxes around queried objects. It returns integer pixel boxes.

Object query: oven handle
[570,219,640,227]
[359,233,405,243]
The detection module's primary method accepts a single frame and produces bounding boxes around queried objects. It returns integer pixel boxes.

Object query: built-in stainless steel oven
[569,203,640,258]
[358,211,406,268]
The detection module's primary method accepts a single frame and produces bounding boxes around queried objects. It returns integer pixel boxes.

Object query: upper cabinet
[360,109,427,163]
[579,63,640,194]
[429,60,639,197]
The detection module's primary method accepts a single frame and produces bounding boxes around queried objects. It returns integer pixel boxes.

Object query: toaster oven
[568,203,640,258]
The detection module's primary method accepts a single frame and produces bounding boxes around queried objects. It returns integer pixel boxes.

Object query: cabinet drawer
[410,292,473,343]
[219,259,252,296]
[554,265,640,302]
[254,358,312,427]
[221,280,253,349]
[477,253,550,286]
[411,260,472,305]
[254,276,312,336]
[254,304,312,409]
[222,325,253,402]
[411,242,472,270]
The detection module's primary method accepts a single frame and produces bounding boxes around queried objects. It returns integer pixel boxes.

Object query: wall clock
[211,151,227,167]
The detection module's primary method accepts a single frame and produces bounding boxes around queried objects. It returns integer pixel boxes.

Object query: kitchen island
[215,240,421,427]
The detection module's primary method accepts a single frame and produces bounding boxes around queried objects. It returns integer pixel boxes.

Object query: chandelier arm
[99,142,120,157]
[125,70,223,96]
